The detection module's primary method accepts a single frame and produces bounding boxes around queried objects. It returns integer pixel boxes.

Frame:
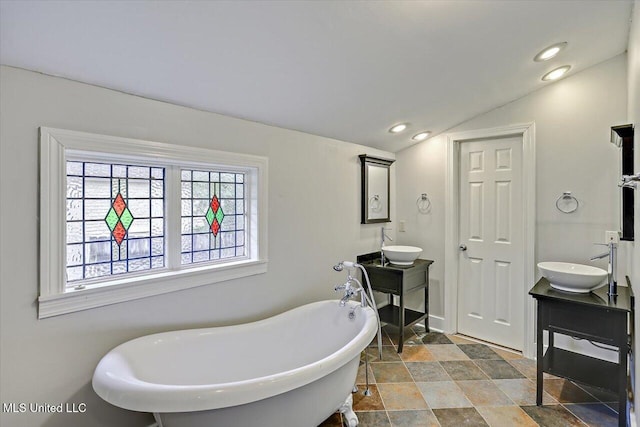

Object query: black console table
[529,278,633,426]
[358,253,433,353]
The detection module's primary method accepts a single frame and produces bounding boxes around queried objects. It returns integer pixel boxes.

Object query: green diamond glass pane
[215,207,225,224]
[105,208,119,231]
[205,207,214,225]
[120,208,134,230]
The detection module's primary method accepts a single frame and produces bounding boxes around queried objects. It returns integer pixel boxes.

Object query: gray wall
[0,66,394,427]
[395,54,628,336]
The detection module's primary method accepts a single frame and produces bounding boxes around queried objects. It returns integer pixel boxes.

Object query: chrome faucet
[339,287,356,307]
[590,241,618,297]
[619,173,640,189]
[332,260,383,397]
[380,227,393,266]
[334,272,366,307]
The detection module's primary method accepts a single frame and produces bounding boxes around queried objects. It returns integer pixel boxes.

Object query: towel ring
[369,195,382,212]
[416,193,432,214]
[555,191,578,214]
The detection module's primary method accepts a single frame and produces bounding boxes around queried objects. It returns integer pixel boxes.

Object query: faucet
[338,287,356,307]
[332,260,383,396]
[380,226,393,266]
[335,273,366,308]
[590,241,618,297]
[619,173,640,189]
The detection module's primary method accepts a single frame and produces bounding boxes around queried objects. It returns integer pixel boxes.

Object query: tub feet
[152,412,164,427]
[339,394,358,427]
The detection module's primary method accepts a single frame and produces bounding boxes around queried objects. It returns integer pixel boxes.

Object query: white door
[457,136,524,350]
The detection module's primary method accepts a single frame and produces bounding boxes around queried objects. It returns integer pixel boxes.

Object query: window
[66,161,166,287]
[39,127,268,318]
[180,169,246,265]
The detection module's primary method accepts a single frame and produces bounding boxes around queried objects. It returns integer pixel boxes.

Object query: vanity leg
[398,293,405,353]
[536,303,543,406]
[618,345,627,427]
[424,286,430,332]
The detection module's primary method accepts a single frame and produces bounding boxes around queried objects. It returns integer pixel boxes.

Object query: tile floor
[319,325,620,427]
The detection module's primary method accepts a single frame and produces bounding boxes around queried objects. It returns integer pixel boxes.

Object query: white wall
[0,66,395,427]
[627,1,640,423]
[396,55,628,335]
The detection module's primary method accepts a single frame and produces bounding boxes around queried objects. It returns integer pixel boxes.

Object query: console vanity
[529,278,633,426]
[357,252,433,353]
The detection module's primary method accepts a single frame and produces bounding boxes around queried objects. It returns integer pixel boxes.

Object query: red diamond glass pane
[210,195,220,212]
[112,221,127,245]
[113,193,127,216]
[211,219,220,237]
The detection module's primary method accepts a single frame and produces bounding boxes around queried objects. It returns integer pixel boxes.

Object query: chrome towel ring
[416,193,431,214]
[369,195,382,212]
[556,191,578,214]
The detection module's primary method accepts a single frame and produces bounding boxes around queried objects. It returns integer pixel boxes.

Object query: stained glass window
[66,161,165,284]
[41,127,268,318]
[181,169,246,264]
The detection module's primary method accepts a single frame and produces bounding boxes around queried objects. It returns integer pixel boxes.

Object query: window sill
[38,259,267,319]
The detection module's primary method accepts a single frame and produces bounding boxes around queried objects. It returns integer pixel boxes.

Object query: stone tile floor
[319,325,619,426]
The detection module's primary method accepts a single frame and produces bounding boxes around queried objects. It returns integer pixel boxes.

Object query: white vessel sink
[537,262,608,293]
[382,246,422,266]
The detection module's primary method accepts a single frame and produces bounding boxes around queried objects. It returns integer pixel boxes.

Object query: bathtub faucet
[340,287,363,307]
[335,275,366,308]
[332,261,382,357]
[333,260,384,397]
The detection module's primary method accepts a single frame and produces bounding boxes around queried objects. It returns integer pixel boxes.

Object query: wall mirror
[359,154,395,224]
[611,124,634,241]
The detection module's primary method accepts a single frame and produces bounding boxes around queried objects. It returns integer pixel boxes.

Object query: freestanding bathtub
[93,300,377,427]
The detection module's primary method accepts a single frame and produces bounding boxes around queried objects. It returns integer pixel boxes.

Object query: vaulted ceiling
[0,1,633,152]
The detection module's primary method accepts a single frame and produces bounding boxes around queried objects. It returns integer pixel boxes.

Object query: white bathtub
[92,300,377,427]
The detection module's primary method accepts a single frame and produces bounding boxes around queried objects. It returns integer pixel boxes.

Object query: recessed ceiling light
[534,42,568,62]
[541,65,571,81]
[412,131,430,141]
[389,123,408,133]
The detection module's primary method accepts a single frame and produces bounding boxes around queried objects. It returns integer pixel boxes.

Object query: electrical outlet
[605,230,620,243]
[399,220,406,232]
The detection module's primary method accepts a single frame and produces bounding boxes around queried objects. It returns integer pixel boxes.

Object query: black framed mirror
[359,154,394,224]
[611,124,634,241]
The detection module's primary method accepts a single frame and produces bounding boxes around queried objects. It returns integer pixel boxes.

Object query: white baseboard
[427,314,444,332]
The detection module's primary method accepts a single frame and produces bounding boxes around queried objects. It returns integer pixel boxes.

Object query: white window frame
[39,127,268,319]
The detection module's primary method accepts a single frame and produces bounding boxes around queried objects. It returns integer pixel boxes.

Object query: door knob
[459,244,467,251]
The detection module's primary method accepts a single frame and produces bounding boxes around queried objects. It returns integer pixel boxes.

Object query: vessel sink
[382,246,422,266]
[537,262,608,293]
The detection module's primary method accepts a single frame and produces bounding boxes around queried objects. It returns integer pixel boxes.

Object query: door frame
[444,123,536,358]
